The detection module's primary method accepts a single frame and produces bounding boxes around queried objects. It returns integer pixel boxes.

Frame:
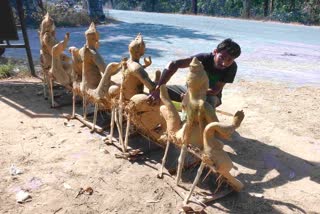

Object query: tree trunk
[263,0,269,16]
[269,0,274,14]
[242,0,251,18]
[151,0,157,12]
[87,0,106,22]
[192,0,198,14]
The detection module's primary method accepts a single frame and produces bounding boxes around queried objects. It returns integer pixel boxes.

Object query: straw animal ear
[189,57,200,66]
[44,12,50,19]
[133,33,144,46]
[136,33,142,40]
[189,57,204,72]
[89,22,96,30]
[129,33,145,57]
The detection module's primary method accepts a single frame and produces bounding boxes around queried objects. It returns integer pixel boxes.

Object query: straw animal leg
[43,72,49,100]
[83,95,87,120]
[119,105,123,134]
[124,113,131,152]
[91,103,99,133]
[176,144,187,185]
[71,92,76,119]
[108,106,115,143]
[158,140,170,179]
[49,78,56,108]
[115,107,126,152]
[184,161,206,204]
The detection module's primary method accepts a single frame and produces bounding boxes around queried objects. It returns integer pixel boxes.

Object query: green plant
[0,63,14,79]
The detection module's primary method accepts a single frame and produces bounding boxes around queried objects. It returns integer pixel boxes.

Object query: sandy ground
[0,75,319,214]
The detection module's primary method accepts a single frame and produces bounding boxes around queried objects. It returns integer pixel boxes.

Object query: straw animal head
[85,22,100,48]
[85,22,99,39]
[129,33,146,59]
[40,12,55,33]
[187,57,208,92]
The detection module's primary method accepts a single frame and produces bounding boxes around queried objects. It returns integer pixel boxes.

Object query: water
[4,9,320,86]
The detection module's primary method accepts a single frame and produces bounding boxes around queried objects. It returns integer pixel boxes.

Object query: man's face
[213,49,235,70]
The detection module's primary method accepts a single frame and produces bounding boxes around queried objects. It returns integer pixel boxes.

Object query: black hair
[216,38,241,58]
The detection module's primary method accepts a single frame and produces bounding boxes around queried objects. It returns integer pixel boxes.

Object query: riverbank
[0,75,319,213]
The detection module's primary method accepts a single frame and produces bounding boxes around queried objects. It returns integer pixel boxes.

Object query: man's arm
[157,57,193,87]
[148,57,193,104]
[207,81,225,96]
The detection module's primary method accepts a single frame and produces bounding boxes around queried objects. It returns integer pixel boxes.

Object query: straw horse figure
[107,33,163,153]
[159,57,244,204]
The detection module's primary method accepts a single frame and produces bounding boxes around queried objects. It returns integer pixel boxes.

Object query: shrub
[270,10,308,24]
[0,64,14,79]
[10,3,92,28]
[46,5,91,27]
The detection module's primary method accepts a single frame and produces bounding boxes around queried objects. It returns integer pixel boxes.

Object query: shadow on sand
[116,123,318,213]
[1,81,318,213]
[0,81,68,118]
[201,131,320,213]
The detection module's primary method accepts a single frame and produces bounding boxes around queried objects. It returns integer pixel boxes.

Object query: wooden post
[16,0,36,76]
[263,0,269,17]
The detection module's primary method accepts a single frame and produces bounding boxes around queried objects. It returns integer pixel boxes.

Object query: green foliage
[112,0,141,10]
[302,0,320,24]
[270,10,306,23]
[10,1,92,28]
[0,64,14,79]
[111,0,320,25]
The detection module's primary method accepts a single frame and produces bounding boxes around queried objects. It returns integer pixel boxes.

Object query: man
[148,38,241,108]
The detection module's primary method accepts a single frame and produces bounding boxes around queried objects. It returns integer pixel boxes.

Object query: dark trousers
[167,85,221,107]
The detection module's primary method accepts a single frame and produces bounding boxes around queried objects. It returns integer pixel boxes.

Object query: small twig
[202,168,212,183]
[98,177,107,184]
[75,188,84,198]
[53,207,62,214]
[146,199,160,203]
[165,180,207,207]
[164,180,184,199]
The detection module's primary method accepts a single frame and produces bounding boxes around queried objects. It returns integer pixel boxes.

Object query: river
[4,9,320,86]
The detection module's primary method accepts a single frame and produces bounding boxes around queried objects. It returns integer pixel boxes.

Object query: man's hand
[147,87,160,105]
[207,82,225,96]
